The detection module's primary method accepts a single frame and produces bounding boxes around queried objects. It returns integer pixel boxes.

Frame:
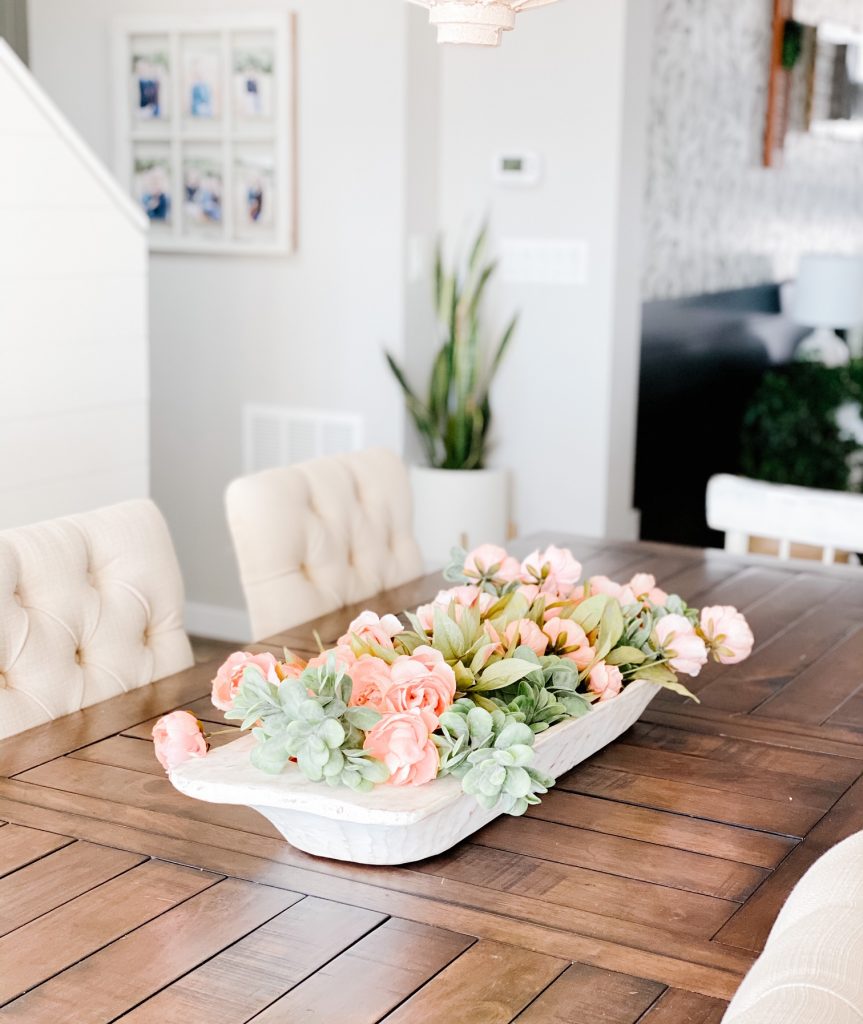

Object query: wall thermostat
[492,151,542,187]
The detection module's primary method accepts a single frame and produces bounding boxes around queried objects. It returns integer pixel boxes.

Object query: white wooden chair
[706,474,863,565]
[226,449,424,640]
[0,500,193,739]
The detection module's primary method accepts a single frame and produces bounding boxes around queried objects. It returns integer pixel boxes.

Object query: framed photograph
[183,147,224,235]
[130,35,171,123]
[181,33,222,123]
[232,35,275,124]
[113,14,295,255]
[132,142,173,227]
[234,147,276,239]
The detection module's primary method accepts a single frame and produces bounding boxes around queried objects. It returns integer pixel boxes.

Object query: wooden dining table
[1,533,863,1023]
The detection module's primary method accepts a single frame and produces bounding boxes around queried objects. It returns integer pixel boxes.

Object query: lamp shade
[408,0,559,47]
[793,254,863,328]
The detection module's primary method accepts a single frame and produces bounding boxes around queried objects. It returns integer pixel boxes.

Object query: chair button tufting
[74,649,83,665]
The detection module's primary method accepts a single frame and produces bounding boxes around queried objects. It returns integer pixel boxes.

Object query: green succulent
[226,662,389,791]
[461,721,554,816]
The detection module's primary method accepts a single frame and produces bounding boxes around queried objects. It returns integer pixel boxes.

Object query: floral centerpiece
[154,545,753,821]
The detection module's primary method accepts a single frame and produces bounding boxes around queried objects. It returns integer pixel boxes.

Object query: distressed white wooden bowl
[169,680,659,865]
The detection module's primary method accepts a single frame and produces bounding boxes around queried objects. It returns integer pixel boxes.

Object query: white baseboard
[185,601,251,643]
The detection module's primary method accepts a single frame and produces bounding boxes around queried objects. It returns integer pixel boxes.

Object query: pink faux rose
[464,544,521,583]
[152,711,208,772]
[655,614,708,677]
[337,610,403,649]
[589,576,636,605]
[522,546,583,597]
[516,583,541,604]
[348,655,393,711]
[700,606,754,664]
[363,709,440,787]
[416,586,493,631]
[588,663,624,702]
[307,643,357,672]
[543,617,595,670]
[384,646,456,724]
[211,651,282,712]
[628,573,669,607]
[504,618,549,657]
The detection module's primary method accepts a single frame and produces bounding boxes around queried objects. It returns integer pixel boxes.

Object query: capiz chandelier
[408,0,560,47]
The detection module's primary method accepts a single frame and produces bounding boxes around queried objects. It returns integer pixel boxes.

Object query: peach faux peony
[543,617,595,670]
[522,545,583,597]
[211,651,289,712]
[700,606,754,664]
[337,610,403,649]
[152,711,208,772]
[463,544,521,583]
[307,643,357,672]
[628,573,669,607]
[654,614,708,676]
[416,586,493,631]
[347,656,393,711]
[363,708,440,786]
[384,646,456,724]
[504,618,549,657]
[588,662,624,702]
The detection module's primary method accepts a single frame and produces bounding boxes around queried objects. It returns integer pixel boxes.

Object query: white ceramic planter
[410,465,509,570]
[170,679,659,865]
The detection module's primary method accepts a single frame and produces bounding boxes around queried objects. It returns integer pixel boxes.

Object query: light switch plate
[500,238,589,286]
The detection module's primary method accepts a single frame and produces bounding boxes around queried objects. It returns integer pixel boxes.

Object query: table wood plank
[0,877,299,1023]
[468,814,766,902]
[381,939,566,1024]
[588,741,839,809]
[512,962,664,1023]
[624,721,861,787]
[557,764,824,837]
[418,842,739,939]
[715,772,863,953]
[15,757,282,839]
[250,918,474,1024]
[118,896,385,1024]
[0,823,72,878]
[524,789,794,869]
[0,859,221,1004]
[641,988,727,1023]
[0,841,144,937]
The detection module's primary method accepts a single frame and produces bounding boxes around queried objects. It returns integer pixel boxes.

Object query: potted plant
[386,225,518,566]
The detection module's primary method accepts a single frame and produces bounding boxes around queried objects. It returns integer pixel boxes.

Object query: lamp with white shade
[793,253,863,367]
[407,0,559,47]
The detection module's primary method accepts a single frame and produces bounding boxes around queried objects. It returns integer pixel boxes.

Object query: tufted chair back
[0,500,194,740]
[226,449,424,640]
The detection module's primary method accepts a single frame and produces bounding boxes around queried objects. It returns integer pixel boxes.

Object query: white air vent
[243,405,364,473]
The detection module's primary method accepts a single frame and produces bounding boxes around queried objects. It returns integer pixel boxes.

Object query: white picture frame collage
[113,13,295,255]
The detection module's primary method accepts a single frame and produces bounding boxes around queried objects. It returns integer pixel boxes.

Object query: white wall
[28,0,415,636]
[436,0,652,540]
[645,0,863,299]
[0,39,148,530]
[26,0,652,635]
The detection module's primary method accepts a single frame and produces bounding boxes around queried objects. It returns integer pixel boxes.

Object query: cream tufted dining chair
[226,449,424,640]
[0,500,194,740]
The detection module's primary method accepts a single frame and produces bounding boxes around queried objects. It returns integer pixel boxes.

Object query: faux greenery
[741,361,863,492]
[226,659,390,791]
[385,225,518,470]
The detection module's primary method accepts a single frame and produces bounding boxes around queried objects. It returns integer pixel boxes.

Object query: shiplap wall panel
[0,39,149,530]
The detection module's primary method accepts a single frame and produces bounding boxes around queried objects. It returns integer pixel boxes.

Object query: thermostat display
[492,151,542,186]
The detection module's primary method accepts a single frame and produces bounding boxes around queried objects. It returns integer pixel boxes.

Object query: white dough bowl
[170,680,659,865]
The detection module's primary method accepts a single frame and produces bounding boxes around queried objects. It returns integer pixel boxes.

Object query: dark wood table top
[2,534,863,1023]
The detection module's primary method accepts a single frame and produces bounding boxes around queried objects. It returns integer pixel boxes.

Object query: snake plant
[386,225,518,470]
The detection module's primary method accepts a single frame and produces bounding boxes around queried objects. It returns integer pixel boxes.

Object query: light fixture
[793,254,863,367]
[408,0,559,47]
